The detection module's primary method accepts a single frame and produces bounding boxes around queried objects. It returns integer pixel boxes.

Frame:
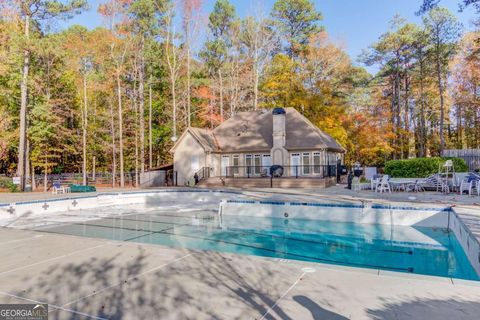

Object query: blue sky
[63,0,477,69]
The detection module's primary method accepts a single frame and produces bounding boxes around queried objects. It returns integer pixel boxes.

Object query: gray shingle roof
[188,127,218,151]
[178,108,345,153]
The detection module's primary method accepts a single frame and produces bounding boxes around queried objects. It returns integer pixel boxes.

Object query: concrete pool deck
[1,227,480,320]
[1,186,480,319]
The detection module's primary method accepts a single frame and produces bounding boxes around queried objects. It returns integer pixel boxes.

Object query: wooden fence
[442,149,480,171]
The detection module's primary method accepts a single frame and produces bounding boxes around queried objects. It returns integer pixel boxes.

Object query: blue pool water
[36,211,479,281]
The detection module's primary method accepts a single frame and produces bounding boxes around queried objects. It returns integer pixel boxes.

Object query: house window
[233,155,239,175]
[303,152,310,175]
[254,155,261,175]
[313,152,321,174]
[245,154,252,176]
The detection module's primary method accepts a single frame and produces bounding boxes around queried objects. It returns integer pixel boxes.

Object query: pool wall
[219,200,450,227]
[1,189,479,279]
[219,200,480,278]
[0,190,245,219]
[449,211,480,277]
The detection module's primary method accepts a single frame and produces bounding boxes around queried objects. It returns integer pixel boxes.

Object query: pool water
[36,211,479,281]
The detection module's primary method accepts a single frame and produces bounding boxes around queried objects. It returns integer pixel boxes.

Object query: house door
[221,156,230,177]
[262,155,272,176]
[290,153,300,177]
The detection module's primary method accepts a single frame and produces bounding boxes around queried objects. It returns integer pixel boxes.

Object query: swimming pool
[35,210,479,281]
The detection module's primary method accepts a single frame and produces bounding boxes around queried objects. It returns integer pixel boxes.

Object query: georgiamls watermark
[0,304,48,320]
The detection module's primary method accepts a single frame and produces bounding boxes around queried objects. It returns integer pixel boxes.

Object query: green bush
[0,177,19,192]
[384,157,468,178]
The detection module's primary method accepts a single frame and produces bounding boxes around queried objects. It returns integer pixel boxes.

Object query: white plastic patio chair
[377,175,391,193]
[459,178,476,196]
[52,182,65,194]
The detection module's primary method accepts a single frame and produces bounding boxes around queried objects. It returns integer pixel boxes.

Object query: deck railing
[224,165,337,179]
[194,167,211,182]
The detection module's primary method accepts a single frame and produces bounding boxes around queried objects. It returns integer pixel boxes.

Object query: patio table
[389,181,415,192]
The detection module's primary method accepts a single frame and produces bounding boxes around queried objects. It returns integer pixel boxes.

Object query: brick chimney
[271,108,288,165]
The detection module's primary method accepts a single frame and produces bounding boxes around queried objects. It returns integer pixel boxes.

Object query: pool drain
[284,212,289,218]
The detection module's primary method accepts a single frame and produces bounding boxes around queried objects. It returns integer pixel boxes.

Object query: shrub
[0,177,19,192]
[384,157,468,178]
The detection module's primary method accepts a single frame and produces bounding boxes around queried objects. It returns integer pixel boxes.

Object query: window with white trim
[254,154,261,175]
[302,152,310,175]
[233,155,239,174]
[245,154,252,176]
[313,152,321,174]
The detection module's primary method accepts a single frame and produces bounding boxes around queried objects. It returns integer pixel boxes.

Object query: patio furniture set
[352,172,480,196]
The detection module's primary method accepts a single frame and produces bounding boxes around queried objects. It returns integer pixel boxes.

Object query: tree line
[0,0,479,189]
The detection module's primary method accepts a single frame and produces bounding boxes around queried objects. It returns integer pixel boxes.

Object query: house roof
[189,127,218,151]
[171,108,345,153]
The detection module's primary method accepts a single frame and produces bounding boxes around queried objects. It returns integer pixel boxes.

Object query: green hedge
[0,177,18,192]
[384,157,468,178]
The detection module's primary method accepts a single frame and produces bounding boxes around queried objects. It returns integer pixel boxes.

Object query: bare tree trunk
[404,74,410,158]
[139,37,145,174]
[218,69,224,122]
[18,15,30,192]
[253,65,259,111]
[436,52,445,154]
[82,74,88,186]
[419,54,427,158]
[391,77,397,160]
[133,78,139,188]
[458,104,464,148]
[116,73,125,187]
[31,162,36,191]
[395,68,401,159]
[109,100,116,188]
[253,29,259,111]
[92,156,96,181]
[25,139,30,182]
[43,157,47,193]
[149,80,153,169]
[186,43,191,126]
[171,72,177,139]
[165,7,182,140]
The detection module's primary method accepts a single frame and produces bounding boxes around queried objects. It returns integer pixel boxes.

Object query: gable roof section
[284,108,344,151]
[171,108,345,153]
[169,127,217,153]
[189,127,218,151]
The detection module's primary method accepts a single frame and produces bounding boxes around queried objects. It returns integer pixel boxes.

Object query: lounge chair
[420,174,449,193]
